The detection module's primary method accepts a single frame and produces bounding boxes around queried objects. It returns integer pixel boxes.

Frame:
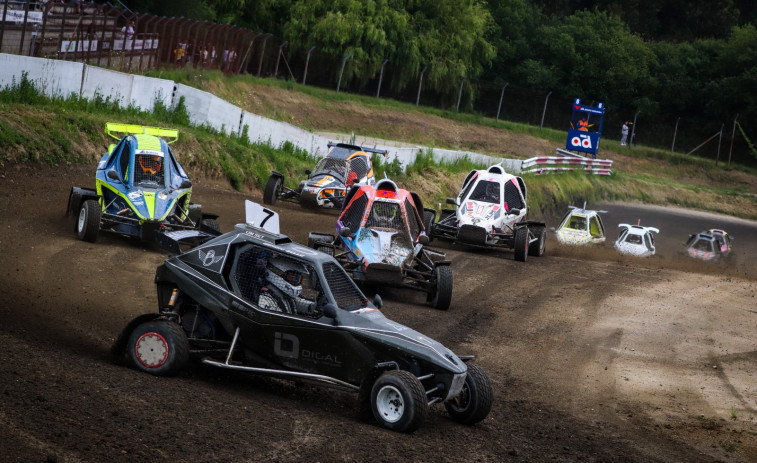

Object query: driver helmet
[138,153,163,175]
[265,257,307,298]
[485,182,499,200]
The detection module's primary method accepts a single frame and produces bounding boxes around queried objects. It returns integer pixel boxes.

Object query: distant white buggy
[427,164,546,261]
[614,222,659,257]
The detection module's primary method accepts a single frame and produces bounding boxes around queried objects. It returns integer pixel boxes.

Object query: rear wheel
[127,319,189,376]
[200,218,221,234]
[76,199,100,242]
[371,370,427,433]
[528,226,546,257]
[445,363,493,425]
[513,226,529,262]
[429,265,453,310]
[263,175,282,205]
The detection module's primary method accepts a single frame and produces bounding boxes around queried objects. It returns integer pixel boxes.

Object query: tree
[514,9,657,109]
[282,0,495,94]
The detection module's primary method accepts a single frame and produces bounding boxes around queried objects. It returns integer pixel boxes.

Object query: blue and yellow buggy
[66,123,220,253]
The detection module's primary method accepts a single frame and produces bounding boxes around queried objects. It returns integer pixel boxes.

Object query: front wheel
[127,319,190,376]
[76,199,100,242]
[513,226,529,262]
[371,370,427,433]
[429,265,453,310]
[528,226,546,257]
[263,175,282,205]
[444,363,493,425]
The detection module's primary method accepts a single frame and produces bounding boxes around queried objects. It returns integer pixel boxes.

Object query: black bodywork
[114,219,491,432]
[263,141,386,209]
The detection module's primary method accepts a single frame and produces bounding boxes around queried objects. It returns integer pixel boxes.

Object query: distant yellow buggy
[66,123,221,253]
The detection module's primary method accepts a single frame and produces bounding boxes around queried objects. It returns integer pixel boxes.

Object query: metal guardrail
[521,150,614,176]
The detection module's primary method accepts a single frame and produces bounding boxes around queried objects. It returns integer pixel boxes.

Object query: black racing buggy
[66,123,221,253]
[307,178,453,310]
[113,201,492,433]
[263,140,387,209]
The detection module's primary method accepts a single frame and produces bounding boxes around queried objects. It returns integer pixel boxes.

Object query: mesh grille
[366,201,405,231]
[314,157,349,178]
[134,154,165,186]
[469,180,500,204]
[504,181,524,209]
[322,262,366,310]
[342,194,367,230]
[348,156,369,179]
[234,247,269,303]
[404,198,420,238]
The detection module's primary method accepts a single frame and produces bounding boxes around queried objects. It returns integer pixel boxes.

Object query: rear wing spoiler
[327,141,388,157]
[105,122,179,144]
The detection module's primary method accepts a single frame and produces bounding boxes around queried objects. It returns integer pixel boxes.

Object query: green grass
[2,70,756,221]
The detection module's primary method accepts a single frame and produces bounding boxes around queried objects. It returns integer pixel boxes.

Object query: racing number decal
[258,208,274,228]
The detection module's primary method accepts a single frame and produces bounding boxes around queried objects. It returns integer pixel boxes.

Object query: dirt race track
[1,164,756,463]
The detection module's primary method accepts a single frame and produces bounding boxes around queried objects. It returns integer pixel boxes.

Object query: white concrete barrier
[81,65,132,106]
[1,53,535,174]
[0,54,83,98]
[174,84,243,135]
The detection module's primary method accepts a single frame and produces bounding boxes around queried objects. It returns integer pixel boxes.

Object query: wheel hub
[135,332,169,368]
[376,385,404,423]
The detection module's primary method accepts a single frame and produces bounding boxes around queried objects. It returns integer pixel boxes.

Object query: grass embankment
[2,70,756,221]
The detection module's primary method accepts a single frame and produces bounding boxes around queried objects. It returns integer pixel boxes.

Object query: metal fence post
[671,116,680,153]
[715,123,724,166]
[631,110,641,148]
[728,114,738,166]
[540,91,552,129]
[416,66,427,106]
[456,77,466,113]
[274,41,287,77]
[256,34,270,76]
[496,83,508,121]
[376,59,388,98]
[302,46,315,85]
[336,53,351,92]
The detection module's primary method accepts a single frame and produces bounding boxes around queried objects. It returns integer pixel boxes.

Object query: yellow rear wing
[105,122,179,144]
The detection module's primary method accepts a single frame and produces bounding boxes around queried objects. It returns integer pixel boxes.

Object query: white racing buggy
[554,203,607,246]
[614,221,659,257]
[427,164,546,261]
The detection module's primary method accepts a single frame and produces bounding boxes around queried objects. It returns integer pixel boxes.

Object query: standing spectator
[201,46,208,65]
[620,121,632,146]
[121,20,135,40]
[210,46,217,65]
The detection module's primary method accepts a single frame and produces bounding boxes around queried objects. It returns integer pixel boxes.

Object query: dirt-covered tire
[528,226,546,257]
[76,199,100,242]
[371,370,427,433]
[258,285,293,314]
[127,319,189,377]
[429,265,453,310]
[200,218,221,234]
[422,209,435,241]
[263,175,282,205]
[513,226,529,262]
[444,363,493,425]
